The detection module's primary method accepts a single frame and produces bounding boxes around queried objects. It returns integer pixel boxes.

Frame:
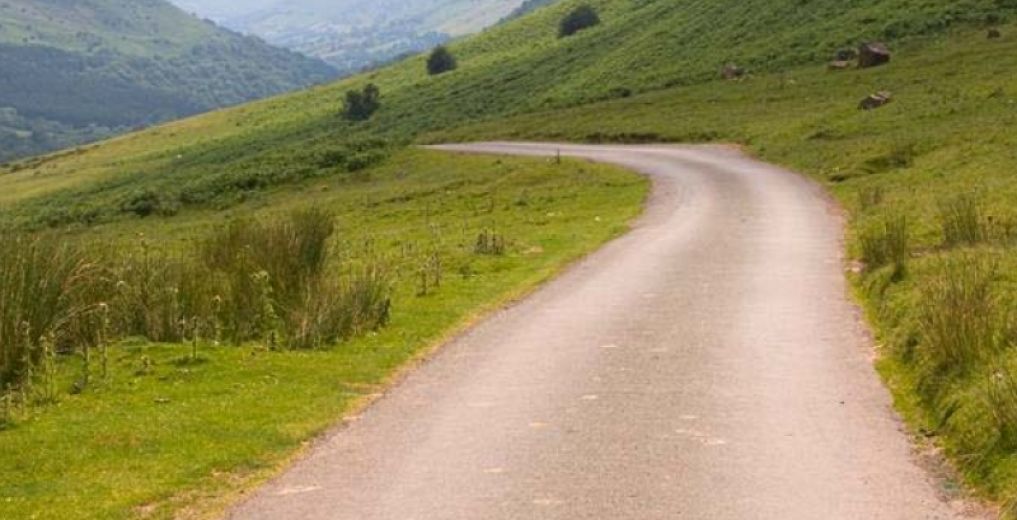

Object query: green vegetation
[0,0,336,162]
[0,149,646,518]
[342,84,383,122]
[559,5,600,38]
[2,0,1017,516]
[427,46,458,76]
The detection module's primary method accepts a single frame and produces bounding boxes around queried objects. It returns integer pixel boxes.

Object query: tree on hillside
[342,84,381,121]
[559,5,600,38]
[426,46,458,75]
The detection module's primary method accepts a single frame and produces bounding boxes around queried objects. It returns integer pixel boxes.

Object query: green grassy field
[2,0,1016,516]
[0,149,647,519]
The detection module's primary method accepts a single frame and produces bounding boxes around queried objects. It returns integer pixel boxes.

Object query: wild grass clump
[857,185,885,212]
[0,210,392,399]
[199,208,389,348]
[0,234,104,389]
[108,248,214,343]
[917,253,1001,378]
[858,213,909,274]
[987,364,1017,452]
[474,229,506,255]
[940,194,987,247]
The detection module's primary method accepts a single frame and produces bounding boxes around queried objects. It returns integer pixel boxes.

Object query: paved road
[231,143,971,519]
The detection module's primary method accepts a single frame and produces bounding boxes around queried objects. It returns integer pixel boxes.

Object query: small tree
[342,83,381,121]
[426,46,457,75]
[559,5,600,38]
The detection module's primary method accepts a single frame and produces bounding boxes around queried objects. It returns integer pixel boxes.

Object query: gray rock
[859,91,893,110]
[858,42,891,68]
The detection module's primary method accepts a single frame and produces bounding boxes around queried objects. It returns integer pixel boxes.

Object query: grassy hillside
[1,0,1016,517]
[0,0,336,162]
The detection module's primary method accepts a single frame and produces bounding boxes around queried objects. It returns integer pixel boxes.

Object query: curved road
[231,143,973,519]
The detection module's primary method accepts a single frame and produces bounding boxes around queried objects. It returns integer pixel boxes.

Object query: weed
[475,229,507,255]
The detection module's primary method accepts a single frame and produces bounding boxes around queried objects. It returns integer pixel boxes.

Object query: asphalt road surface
[230,143,974,519]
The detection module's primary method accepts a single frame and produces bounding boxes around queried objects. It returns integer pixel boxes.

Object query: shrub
[121,189,178,218]
[341,84,381,121]
[559,5,601,38]
[426,46,457,75]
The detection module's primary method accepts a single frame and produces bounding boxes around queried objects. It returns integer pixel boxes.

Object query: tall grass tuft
[201,209,390,349]
[917,253,1000,377]
[987,364,1017,452]
[0,209,392,399]
[940,194,986,247]
[0,233,104,388]
[858,213,909,274]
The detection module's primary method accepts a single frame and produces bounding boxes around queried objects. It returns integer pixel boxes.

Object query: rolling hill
[2,0,1017,517]
[0,0,337,162]
[169,0,538,73]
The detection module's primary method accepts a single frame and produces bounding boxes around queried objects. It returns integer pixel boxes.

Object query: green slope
[0,0,337,162]
[1,0,1016,516]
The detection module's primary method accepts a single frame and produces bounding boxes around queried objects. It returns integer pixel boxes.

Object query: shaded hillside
[0,0,337,162]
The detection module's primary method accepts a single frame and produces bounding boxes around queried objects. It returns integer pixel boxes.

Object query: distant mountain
[0,0,337,162]
[499,0,559,23]
[169,0,530,74]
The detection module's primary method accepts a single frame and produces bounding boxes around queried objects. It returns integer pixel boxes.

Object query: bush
[341,84,381,121]
[426,46,457,75]
[559,5,601,38]
[121,189,179,218]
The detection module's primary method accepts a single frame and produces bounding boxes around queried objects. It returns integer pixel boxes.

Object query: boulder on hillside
[859,91,893,110]
[828,60,853,71]
[858,42,891,68]
[988,28,1002,39]
[721,63,745,80]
